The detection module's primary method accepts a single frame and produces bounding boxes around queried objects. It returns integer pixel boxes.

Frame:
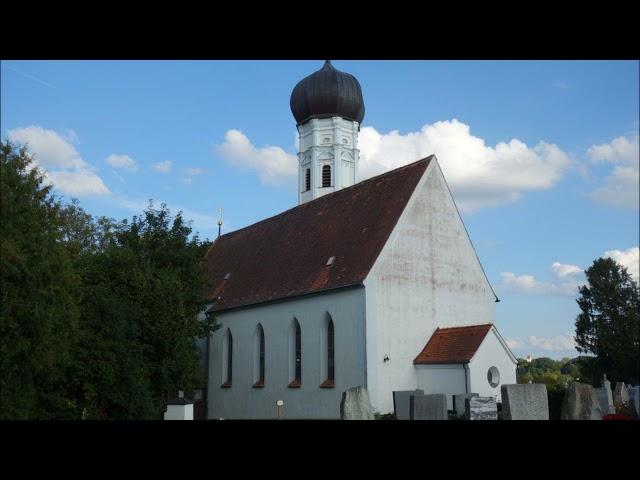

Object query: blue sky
[2,60,638,359]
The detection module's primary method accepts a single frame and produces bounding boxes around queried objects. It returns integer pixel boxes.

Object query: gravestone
[628,386,639,417]
[410,394,447,420]
[454,393,478,418]
[393,390,424,420]
[501,384,549,420]
[340,386,375,420]
[561,382,603,420]
[595,374,615,415]
[614,382,629,405]
[164,397,194,420]
[465,396,498,420]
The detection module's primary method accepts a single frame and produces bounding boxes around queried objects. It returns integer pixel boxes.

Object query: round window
[487,366,500,388]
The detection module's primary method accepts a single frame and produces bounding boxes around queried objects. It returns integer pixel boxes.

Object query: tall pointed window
[322,165,331,187]
[222,328,232,388]
[288,318,302,387]
[305,168,311,191]
[253,324,265,388]
[320,314,335,388]
[327,319,335,382]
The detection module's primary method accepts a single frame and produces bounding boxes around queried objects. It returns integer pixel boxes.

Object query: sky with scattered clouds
[2,60,638,359]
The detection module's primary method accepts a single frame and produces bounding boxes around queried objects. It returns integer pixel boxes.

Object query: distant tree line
[1,141,217,419]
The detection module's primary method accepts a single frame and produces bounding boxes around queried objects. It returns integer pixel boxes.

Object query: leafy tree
[0,141,81,419]
[72,202,216,419]
[574,257,640,384]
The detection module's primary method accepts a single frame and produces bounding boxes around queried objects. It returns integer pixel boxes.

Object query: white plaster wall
[364,158,497,413]
[468,329,517,402]
[208,287,366,419]
[415,364,467,395]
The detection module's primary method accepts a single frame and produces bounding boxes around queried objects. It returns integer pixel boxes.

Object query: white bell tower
[290,60,365,206]
[297,117,360,205]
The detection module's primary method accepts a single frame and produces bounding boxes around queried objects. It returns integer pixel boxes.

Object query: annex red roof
[413,324,493,364]
[203,156,433,312]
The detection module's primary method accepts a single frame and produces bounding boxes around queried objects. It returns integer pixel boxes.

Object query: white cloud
[183,167,205,185]
[551,262,582,277]
[506,334,577,356]
[588,135,639,209]
[7,125,110,197]
[217,120,570,212]
[46,171,110,196]
[8,125,85,170]
[588,136,639,165]
[501,247,639,296]
[216,129,298,185]
[153,160,172,173]
[500,261,585,296]
[105,154,138,172]
[603,247,639,281]
[358,120,571,212]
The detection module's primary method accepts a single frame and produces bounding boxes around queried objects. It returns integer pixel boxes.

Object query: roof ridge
[217,155,434,240]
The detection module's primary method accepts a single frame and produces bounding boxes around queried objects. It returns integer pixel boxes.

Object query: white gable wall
[363,158,497,414]
[468,328,517,402]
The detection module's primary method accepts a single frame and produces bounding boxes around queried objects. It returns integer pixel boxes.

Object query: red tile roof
[413,324,493,364]
[203,156,433,312]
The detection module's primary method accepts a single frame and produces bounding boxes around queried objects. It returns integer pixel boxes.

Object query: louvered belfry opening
[305,168,311,191]
[322,165,331,187]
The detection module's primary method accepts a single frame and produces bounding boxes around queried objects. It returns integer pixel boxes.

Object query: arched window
[327,319,334,382]
[222,328,232,387]
[288,318,302,387]
[253,324,265,387]
[322,165,331,187]
[320,314,335,387]
[305,168,311,191]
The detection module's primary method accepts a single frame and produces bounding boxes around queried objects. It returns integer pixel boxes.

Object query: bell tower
[290,61,365,205]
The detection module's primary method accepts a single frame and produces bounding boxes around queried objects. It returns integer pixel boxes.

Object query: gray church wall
[208,286,366,419]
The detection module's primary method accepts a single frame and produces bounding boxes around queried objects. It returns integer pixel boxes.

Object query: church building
[201,61,517,419]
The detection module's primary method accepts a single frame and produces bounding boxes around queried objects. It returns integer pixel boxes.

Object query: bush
[547,385,566,420]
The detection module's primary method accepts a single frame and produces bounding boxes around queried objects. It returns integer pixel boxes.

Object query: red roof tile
[203,156,433,312]
[413,324,493,364]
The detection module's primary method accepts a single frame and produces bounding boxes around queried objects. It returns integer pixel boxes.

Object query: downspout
[463,363,470,394]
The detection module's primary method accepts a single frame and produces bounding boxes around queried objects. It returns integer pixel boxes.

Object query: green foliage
[575,257,640,384]
[0,141,81,419]
[1,141,217,419]
[73,202,217,419]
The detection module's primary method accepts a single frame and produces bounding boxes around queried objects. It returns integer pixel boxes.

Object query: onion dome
[290,60,365,126]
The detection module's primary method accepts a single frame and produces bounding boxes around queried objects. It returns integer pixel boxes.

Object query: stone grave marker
[501,384,549,420]
[410,394,447,420]
[393,389,424,420]
[453,393,478,418]
[614,382,629,405]
[628,386,639,417]
[465,396,497,420]
[561,382,603,420]
[341,386,375,420]
[595,374,615,415]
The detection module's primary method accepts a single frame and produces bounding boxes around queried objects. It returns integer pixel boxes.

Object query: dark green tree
[0,141,81,419]
[574,257,640,384]
[73,202,216,419]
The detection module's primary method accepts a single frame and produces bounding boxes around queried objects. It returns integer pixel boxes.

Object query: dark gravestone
[561,382,603,420]
[393,390,424,420]
[465,396,497,420]
[410,394,447,420]
[454,393,478,418]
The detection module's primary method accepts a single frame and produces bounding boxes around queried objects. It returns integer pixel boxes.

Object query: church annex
[201,61,517,419]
